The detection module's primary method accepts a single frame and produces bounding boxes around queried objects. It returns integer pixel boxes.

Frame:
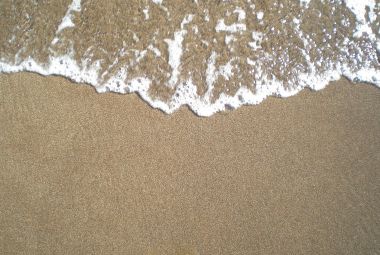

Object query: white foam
[1,2,379,117]
[344,0,377,39]
[248,31,264,51]
[205,51,217,102]
[215,19,246,33]
[256,11,264,20]
[0,54,100,86]
[234,8,246,21]
[300,0,311,8]
[56,0,82,33]
[164,14,194,87]
[143,8,150,20]
[151,0,163,5]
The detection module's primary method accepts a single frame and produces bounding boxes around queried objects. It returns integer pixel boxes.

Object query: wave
[0,0,379,116]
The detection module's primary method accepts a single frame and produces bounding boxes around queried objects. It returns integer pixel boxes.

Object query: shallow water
[0,0,379,116]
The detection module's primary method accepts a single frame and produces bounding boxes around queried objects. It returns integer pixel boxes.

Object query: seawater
[0,0,379,116]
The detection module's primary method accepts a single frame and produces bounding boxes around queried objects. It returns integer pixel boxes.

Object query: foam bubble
[0,0,379,116]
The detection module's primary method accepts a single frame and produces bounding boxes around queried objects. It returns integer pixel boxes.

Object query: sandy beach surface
[0,73,379,254]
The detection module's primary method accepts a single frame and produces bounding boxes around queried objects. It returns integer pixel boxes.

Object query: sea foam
[0,0,379,116]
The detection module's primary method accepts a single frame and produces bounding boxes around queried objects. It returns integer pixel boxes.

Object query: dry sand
[0,73,379,254]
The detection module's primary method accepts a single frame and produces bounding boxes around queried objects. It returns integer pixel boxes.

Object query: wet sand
[0,73,379,254]
[1,1,379,115]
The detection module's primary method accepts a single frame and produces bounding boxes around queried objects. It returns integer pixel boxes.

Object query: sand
[0,73,379,254]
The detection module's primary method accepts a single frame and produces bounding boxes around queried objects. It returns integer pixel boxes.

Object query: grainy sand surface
[0,73,379,254]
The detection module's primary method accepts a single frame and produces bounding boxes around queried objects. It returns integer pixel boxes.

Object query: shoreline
[1,71,379,116]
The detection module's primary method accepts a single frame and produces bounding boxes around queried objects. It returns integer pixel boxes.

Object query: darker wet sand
[0,73,379,254]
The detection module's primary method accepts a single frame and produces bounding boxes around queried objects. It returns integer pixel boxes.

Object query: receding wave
[0,0,379,116]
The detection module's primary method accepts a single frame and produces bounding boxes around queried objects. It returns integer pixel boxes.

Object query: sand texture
[0,73,379,254]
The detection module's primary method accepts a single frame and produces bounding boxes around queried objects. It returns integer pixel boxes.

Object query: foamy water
[0,0,379,116]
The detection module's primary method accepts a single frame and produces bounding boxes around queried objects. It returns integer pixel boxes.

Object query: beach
[1,1,379,115]
[0,73,379,254]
